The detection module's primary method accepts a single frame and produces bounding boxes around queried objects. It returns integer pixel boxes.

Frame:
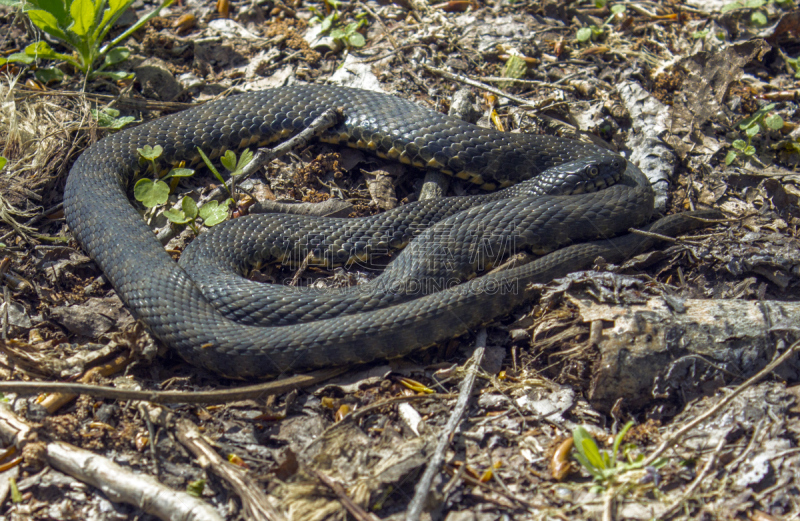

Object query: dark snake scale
[64,84,710,378]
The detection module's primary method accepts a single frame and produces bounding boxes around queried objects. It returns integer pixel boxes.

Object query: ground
[0,0,799,520]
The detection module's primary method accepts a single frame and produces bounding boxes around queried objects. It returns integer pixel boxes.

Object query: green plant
[0,0,173,81]
[721,0,793,25]
[725,103,785,166]
[572,422,664,492]
[309,0,367,48]
[91,106,136,129]
[186,479,206,497]
[133,145,195,208]
[133,145,253,232]
[785,55,800,79]
[196,147,253,196]
[162,196,229,233]
[576,4,626,43]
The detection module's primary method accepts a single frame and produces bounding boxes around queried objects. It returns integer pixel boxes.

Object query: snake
[63,84,707,378]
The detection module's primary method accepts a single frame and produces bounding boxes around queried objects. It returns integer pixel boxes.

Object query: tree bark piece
[570,297,800,412]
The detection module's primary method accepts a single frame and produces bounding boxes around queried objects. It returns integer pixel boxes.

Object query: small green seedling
[329,16,367,48]
[0,156,6,172]
[134,145,194,207]
[500,54,528,86]
[162,196,231,234]
[721,0,794,25]
[91,107,136,129]
[197,147,254,195]
[725,103,784,166]
[310,0,367,49]
[133,146,255,232]
[572,422,664,492]
[0,0,173,82]
[576,4,626,43]
[785,55,800,79]
[186,479,206,498]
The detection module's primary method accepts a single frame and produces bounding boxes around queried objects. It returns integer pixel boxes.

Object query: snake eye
[589,167,599,177]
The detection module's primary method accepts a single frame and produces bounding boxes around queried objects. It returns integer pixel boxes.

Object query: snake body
[65,84,661,378]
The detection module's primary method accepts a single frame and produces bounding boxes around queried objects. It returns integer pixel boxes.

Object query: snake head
[542,155,628,195]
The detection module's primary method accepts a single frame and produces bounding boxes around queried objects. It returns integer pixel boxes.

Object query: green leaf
[750,11,767,25]
[745,124,760,138]
[720,1,744,12]
[726,150,739,165]
[0,157,7,171]
[581,439,606,471]
[138,144,163,161]
[196,147,227,186]
[91,107,135,129]
[108,0,131,15]
[199,200,229,226]
[743,0,764,7]
[320,14,334,33]
[572,427,606,471]
[133,178,170,207]
[611,421,635,467]
[692,29,709,39]
[572,451,603,479]
[35,67,65,84]
[330,27,345,40]
[732,139,747,151]
[25,41,67,60]
[181,196,198,219]
[186,479,205,498]
[94,70,133,81]
[347,32,365,47]
[220,150,237,172]
[27,9,69,41]
[576,27,593,42]
[0,0,25,7]
[163,208,191,224]
[610,4,626,15]
[70,0,96,36]
[7,53,35,64]
[743,145,756,156]
[104,46,130,66]
[34,0,69,24]
[164,167,195,179]
[236,148,254,172]
[502,54,527,80]
[10,477,22,503]
[764,114,783,130]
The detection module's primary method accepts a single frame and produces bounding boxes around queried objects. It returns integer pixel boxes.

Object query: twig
[355,1,398,50]
[205,108,341,203]
[423,65,575,105]
[311,469,379,521]
[467,76,577,92]
[14,88,195,112]
[0,405,222,521]
[627,228,678,243]
[603,487,616,521]
[175,418,287,521]
[0,367,348,404]
[642,340,800,467]
[655,429,731,520]
[405,329,487,521]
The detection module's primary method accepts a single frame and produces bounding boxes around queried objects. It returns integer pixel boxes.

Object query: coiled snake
[64,84,704,378]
